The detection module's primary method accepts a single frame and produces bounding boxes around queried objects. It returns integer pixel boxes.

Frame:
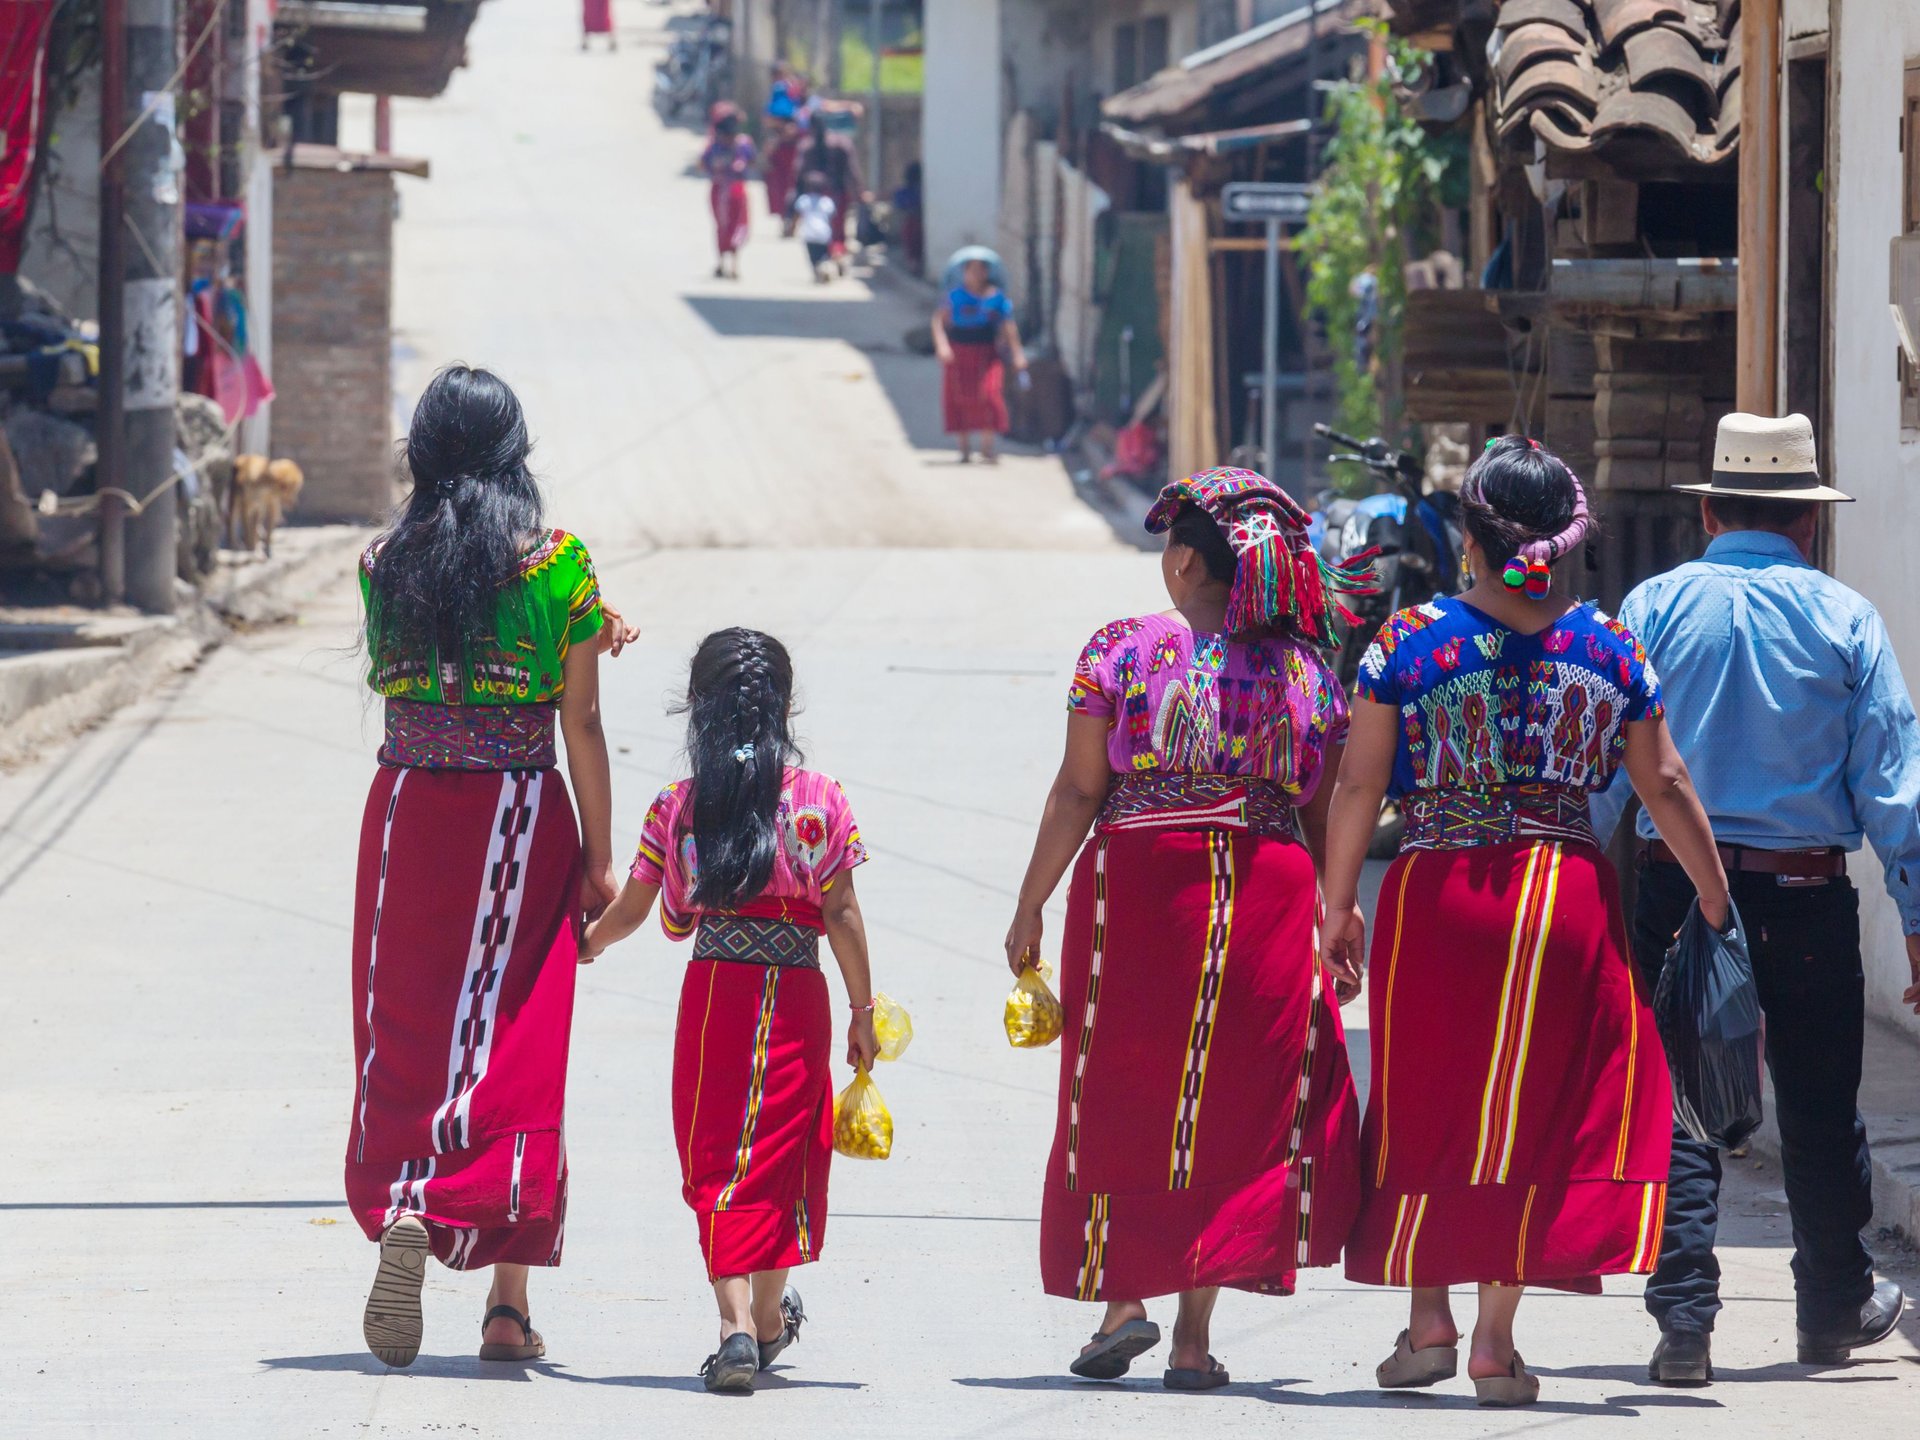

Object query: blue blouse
[1357,596,1662,799]
[947,287,1012,338]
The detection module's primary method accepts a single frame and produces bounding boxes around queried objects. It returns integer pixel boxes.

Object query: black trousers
[1630,860,1876,1334]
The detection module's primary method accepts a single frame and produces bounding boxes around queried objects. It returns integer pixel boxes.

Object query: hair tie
[732,743,756,763]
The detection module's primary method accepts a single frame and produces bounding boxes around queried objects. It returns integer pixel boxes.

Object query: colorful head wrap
[1466,438,1592,599]
[1145,466,1377,648]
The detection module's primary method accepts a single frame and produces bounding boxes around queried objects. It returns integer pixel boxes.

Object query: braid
[680,628,799,909]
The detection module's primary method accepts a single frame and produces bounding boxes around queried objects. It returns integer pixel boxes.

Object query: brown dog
[230,454,304,556]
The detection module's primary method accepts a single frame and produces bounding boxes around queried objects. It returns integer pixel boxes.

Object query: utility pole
[97,0,127,604]
[866,0,883,197]
[117,0,183,613]
[1736,0,1780,411]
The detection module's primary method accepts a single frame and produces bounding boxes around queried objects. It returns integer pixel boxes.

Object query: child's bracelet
[850,1000,875,1013]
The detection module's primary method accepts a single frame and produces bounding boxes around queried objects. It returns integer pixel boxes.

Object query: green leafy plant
[1298,23,1456,490]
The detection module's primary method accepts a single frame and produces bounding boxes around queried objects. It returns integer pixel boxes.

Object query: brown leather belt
[1642,838,1847,879]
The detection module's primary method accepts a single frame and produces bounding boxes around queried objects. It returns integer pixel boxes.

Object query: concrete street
[2,1,1915,1434]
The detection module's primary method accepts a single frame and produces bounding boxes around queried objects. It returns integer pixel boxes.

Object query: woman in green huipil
[347,366,636,1371]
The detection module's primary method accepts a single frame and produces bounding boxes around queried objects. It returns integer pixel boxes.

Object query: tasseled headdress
[1145,467,1377,649]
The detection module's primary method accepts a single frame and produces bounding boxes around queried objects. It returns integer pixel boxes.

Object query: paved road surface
[2,2,1915,1434]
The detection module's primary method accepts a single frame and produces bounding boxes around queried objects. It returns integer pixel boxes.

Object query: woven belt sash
[1402,783,1594,852]
[380,700,557,772]
[1095,773,1298,841]
[693,915,822,969]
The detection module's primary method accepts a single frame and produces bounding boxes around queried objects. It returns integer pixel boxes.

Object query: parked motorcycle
[1314,423,1467,856]
[654,18,732,121]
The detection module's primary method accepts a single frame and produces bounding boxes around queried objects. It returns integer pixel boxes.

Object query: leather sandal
[1473,1352,1540,1408]
[362,1215,430,1369]
[1375,1329,1458,1389]
[477,1304,546,1362]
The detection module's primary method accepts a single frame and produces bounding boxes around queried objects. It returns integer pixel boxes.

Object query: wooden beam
[1737,0,1781,411]
[1208,235,1300,252]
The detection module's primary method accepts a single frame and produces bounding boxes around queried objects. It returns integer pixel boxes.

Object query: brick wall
[271,166,397,521]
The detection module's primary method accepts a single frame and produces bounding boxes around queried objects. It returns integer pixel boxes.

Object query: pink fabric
[630,768,867,938]
[1068,613,1349,803]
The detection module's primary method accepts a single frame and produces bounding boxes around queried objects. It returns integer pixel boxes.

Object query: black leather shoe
[1796,1279,1906,1365]
[1648,1329,1712,1386]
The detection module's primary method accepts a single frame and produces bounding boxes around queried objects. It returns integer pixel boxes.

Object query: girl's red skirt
[764,138,799,222]
[582,0,612,34]
[711,180,750,255]
[1040,827,1362,1300]
[673,960,834,1280]
[346,767,581,1270]
[1347,840,1672,1292]
[942,341,1009,436]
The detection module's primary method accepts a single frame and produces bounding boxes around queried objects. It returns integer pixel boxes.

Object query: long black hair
[679,628,799,909]
[366,365,543,668]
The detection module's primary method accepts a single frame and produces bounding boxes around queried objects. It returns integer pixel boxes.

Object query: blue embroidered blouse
[1357,595,1663,800]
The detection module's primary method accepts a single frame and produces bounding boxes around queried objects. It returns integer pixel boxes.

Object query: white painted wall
[922,0,1003,276]
[1829,0,1920,1038]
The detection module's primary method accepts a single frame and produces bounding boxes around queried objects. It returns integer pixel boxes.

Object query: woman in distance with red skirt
[1319,437,1731,1406]
[702,104,756,280]
[932,255,1026,463]
[350,365,636,1368]
[1006,467,1375,1389]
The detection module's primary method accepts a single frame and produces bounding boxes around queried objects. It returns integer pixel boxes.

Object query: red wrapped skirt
[346,767,581,1269]
[673,959,834,1280]
[1040,827,1362,1300]
[942,341,1008,436]
[1347,840,1672,1291]
[711,179,750,255]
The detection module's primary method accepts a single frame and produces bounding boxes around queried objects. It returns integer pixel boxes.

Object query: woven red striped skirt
[1039,813,1362,1300]
[764,138,799,221]
[672,937,834,1280]
[345,766,581,1269]
[711,179,750,255]
[941,341,1008,436]
[1347,839,1672,1292]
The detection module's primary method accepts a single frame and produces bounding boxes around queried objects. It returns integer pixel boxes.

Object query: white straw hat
[1674,411,1852,501]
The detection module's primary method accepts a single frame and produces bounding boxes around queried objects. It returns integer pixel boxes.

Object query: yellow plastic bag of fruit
[1004,960,1065,1049]
[832,1068,894,1160]
[872,992,914,1062]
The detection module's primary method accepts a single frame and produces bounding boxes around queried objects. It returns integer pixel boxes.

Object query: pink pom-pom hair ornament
[1467,440,1592,601]
[1145,467,1378,648]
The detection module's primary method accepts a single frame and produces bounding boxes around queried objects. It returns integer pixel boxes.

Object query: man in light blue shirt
[1592,412,1917,1384]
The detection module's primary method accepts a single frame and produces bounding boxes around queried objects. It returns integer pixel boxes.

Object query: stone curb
[0,524,369,770]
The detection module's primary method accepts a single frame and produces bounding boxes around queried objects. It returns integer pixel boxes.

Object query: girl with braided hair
[1006,467,1374,1388]
[1318,436,1729,1406]
[584,628,878,1394]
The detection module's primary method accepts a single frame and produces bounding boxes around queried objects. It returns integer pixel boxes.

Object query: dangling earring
[1460,550,1474,586]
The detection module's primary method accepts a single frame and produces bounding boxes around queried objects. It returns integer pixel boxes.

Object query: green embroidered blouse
[361,528,605,705]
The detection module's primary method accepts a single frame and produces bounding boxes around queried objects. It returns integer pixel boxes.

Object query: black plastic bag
[1653,898,1762,1150]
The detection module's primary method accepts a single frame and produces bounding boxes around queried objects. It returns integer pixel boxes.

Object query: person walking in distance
[702,104,756,281]
[1592,412,1918,1384]
[932,257,1027,464]
[790,172,838,284]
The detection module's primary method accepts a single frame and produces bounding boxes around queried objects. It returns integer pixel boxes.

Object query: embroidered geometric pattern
[715,966,782,1213]
[1401,784,1594,852]
[1169,831,1234,1191]
[1075,1192,1112,1301]
[381,700,558,771]
[1097,773,1297,841]
[692,915,822,970]
[1065,839,1109,1192]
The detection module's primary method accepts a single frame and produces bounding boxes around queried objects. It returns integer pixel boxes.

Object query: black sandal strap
[482,1304,532,1340]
